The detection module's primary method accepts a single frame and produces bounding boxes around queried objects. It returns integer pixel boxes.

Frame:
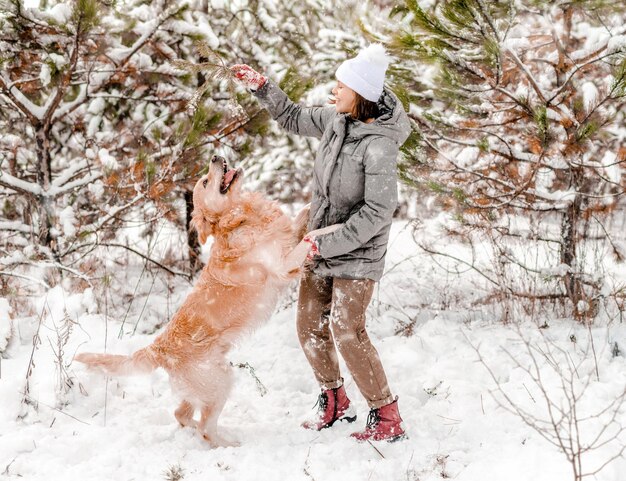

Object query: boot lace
[313,392,329,414]
[365,408,380,429]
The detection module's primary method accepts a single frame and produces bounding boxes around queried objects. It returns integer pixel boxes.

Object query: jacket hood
[345,88,411,145]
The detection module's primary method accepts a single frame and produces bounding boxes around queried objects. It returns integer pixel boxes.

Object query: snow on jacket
[253,80,411,281]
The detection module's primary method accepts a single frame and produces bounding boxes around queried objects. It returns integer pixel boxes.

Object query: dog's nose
[211,155,224,164]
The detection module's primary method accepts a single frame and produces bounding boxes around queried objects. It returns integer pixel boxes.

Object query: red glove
[230,64,267,90]
[303,235,320,261]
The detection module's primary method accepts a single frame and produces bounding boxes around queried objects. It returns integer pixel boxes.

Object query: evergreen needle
[170,41,239,114]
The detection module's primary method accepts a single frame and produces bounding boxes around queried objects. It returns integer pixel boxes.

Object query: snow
[87,116,102,138]
[257,5,279,31]
[1,222,625,480]
[1,73,47,120]
[534,166,555,193]
[601,151,621,184]
[87,180,105,199]
[2,1,626,479]
[502,37,531,51]
[87,97,106,115]
[39,63,52,87]
[58,206,78,238]
[0,221,31,234]
[577,299,590,313]
[97,148,118,170]
[607,35,626,54]
[582,80,599,112]
[195,19,221,50]
[48,53,67,69]
[128,4,153,22]
[47,3,72,24]
[456,146,479,169]
[0,170,43,196]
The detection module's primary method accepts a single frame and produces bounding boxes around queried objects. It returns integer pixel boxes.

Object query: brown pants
[296,270,394,409]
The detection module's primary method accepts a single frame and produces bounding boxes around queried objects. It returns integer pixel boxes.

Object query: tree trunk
[35,123,54,250]
[560,169,584,315]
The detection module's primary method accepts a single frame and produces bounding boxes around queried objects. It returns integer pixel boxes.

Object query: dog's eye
[202,179,208,188]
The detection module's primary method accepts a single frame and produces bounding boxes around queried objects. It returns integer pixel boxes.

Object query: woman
[231,44,410,442]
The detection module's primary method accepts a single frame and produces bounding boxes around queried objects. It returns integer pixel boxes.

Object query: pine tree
[1,0,201,271]
[0,0,366,299]
[379,0,626,318]
[0,0,261,281]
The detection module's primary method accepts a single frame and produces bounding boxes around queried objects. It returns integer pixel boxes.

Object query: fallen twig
[367,440,385,459]
[231,362,268,396]
[19,392,91,425]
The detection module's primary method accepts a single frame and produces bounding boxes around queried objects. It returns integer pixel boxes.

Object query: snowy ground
[1,222,626,481]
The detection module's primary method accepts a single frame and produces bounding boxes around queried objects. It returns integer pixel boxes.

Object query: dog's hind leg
[199,404,226,447]
[174,400,197,428]
[197,366,239,448]
[199,401,239,447]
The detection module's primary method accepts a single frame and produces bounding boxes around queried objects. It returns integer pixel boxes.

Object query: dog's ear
[191,210,216,244]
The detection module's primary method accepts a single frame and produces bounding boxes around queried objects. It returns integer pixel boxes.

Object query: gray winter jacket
[253,80,410,281]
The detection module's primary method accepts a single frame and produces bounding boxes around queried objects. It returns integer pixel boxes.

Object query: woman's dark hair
[351,92,379,122]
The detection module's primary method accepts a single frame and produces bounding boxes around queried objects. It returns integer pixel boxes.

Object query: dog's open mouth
[220,159,240,195]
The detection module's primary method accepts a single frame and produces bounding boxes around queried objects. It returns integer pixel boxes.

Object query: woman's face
[330,81,357,114]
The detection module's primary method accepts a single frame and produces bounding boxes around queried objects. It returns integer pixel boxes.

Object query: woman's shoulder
[361,135,400,160]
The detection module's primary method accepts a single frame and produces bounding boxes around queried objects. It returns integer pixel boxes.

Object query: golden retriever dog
[75,155,339,447]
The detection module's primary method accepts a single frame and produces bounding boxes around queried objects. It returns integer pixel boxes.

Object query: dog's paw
[202,431,240,448]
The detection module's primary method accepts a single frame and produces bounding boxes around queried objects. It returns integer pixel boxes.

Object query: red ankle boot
[351,398,406,442]
[302,385,357,430]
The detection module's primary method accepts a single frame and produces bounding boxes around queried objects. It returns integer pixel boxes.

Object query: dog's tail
[74,346,160,376]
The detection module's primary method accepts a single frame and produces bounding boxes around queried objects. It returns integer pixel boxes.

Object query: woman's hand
[230,64,267,90]
[302,235,320,260]
[302,223,343,260]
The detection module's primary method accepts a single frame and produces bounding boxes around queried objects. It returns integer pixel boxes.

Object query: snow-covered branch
[48,172,103,199]
[50,159,92,189]
[51,84,88,122]
[53,5,186,122]
[505,47,548,103]
[82,193,145,235]
[0,221,32,234]
[0,171,43,196]
[0,73,45,122]
[548,50,623,104]
[42,32,81,126]
[0,270,50,288]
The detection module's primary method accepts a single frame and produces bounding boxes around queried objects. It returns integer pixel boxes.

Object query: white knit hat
[335,44,390,102]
